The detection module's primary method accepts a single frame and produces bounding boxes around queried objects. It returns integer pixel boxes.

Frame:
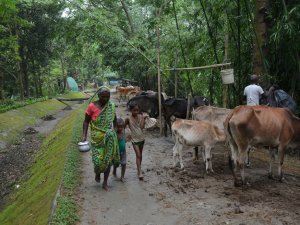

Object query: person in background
[113,118,127,182]
[81,86,119,191]
[244,74,274,106]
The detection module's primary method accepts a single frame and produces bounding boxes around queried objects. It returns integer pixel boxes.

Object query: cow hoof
[234,180,242,187]
[174,167,182,172]
[206,169,214,174]
[244,181,251,187]
[279,176,286,183]
[268,173,274,180]
[246,162,251,168]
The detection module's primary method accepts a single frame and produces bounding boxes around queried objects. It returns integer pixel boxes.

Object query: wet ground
[76,93,300,225]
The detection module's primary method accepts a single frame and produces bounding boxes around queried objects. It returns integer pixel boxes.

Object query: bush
[0,96,49,113]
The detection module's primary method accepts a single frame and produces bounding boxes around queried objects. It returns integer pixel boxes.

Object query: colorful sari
[90,101,120,173]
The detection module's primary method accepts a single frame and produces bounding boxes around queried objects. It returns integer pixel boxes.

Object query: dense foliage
[0,0,299,109]
[0,96,48,113]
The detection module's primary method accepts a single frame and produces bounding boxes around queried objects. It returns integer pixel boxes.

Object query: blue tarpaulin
[67,77,79,91]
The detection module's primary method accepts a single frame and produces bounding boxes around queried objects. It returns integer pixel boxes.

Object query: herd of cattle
[116,87,300,187]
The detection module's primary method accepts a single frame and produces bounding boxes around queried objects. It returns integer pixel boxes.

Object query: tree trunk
[60,55,66,92]
[31,59,39,98]
[120,0,135,35]
[15,30,24,100]
[38,69,43,97]
[19,40,29,98]
[17,60,24,100]
[253,0,269,77]
[0,70,4,99]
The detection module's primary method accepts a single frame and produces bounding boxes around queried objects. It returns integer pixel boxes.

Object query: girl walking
[125,103,148,180]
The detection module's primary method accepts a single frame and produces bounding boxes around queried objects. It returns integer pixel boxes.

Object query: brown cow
[116,86,140,102]
[172,119,225,172]
[224,105,300,186]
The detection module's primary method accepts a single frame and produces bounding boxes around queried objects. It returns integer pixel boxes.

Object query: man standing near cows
[243,74,274,106]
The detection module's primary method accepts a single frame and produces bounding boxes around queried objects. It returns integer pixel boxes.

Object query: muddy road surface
[76,93,300,225]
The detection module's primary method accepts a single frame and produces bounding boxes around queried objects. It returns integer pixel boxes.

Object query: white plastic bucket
[221,69,234,84]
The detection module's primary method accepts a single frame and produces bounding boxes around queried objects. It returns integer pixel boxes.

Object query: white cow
[192,105,231,130]
[172,118,226,172]
[191,106,231,160]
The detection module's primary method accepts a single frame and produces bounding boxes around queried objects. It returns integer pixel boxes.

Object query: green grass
[0,96,49,113]
[0,105,85,225]
[49,109,84,225]
[0,92,86,146]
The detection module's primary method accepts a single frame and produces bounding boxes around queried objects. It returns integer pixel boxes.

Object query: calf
[172,119,225,172]
[224,105,300,186]
[192,106,231,161]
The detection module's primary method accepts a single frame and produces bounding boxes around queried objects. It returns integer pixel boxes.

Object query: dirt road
[76,93,300,225]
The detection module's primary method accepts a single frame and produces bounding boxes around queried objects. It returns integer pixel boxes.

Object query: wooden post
[174,50,178,98]
[186,93,191,119]
[175,71,178,98]
[156,11,163,135]
[223,33,229,108]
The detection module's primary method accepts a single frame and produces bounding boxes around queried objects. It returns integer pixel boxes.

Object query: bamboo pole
[174,50,178,98]
[156,10,163,135]
[186,94,191,119]
[165,62,231,71]
[223,34,229,108]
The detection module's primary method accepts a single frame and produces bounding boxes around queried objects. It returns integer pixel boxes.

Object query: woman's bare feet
[138,174,144,181]
[102,184,109,191]
[95,173,100,183]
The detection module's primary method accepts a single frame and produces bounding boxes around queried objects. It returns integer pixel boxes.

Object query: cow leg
[237,145,249,186]
[246,147,252,167]
[172,142,178,168]
[268,147,276,179]
[228,141,239,186]
[277,145,286,181]
[209,147,214,172]
[204,145,213,173]
[201,146,205,163]
[168,120,172,138]
[178,143,184,169]
[193,146,199,161]
[164,117,169,137]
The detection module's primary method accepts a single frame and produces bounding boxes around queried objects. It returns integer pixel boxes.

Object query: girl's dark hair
[128,102,139,111]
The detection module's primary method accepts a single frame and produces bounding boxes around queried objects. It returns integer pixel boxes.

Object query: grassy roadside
[0,104,85,225]
[49,107,84,225]
[0,92,86,147]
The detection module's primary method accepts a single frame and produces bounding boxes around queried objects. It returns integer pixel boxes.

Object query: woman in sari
[82,86,119,191]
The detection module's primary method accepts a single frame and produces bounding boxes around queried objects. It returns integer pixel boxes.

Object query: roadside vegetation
[0,92,86,146]
[49,107,84,225]
[0,103,85,225]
